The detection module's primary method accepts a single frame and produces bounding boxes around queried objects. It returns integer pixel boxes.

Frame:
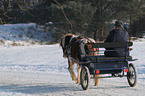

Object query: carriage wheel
[127,63,137,87]
[80,66,90,90]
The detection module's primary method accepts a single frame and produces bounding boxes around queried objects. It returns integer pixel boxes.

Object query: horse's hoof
[94,83,99,86]
[76,81,80,85]
[73,80,77,84]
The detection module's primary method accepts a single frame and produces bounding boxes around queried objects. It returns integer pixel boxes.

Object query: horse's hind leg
[94,75,99,86]
[76,63,81,84]
[68,59,77,83]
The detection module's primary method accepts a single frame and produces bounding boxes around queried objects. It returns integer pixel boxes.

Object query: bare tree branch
[23,0,29,8]
[14,0,34,17]
[0,18,4,25]
[53,0,73,29]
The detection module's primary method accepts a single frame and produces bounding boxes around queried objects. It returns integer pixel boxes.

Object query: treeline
[0,0,145,42]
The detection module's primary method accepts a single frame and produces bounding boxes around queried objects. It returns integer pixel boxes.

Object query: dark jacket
[104,28,128,57]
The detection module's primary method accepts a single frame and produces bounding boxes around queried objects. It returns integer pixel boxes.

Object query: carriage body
[70,42,138,90]
[86,61,128,75]
[81,42,134,75]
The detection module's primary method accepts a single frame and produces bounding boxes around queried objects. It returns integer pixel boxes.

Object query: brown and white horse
[60,34,99,86]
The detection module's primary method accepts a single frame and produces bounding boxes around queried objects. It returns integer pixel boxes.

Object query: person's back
[104,21,128,57]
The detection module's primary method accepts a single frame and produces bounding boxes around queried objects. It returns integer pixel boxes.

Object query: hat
[114,21,122,26]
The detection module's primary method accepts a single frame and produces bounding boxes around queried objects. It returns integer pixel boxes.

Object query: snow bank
[0,23,55,47]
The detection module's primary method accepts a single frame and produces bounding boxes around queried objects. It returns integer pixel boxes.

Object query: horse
[60,34,99,86]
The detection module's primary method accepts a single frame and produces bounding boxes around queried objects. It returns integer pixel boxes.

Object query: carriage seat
[86,42,134,61]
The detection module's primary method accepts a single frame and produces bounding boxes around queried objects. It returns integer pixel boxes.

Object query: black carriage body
[82,42,133,75]
[87,61,128,75]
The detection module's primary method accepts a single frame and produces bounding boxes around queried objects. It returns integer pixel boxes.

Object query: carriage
[69,42,137,90]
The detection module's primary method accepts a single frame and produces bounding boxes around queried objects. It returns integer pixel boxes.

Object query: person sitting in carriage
[104,20,129,57]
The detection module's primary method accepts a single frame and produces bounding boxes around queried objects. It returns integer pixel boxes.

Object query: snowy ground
[0,41,145,96]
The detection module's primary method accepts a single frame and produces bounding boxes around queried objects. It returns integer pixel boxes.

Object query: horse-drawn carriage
[69,41,137,90]
[60,34,137,90]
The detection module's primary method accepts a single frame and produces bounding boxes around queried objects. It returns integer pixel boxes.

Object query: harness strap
[79,38,96,58]
[67,35,80,55]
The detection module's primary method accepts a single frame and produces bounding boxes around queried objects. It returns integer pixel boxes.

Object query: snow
[0,43,144,96]
[0,23,54,47]
[0,24,145,96]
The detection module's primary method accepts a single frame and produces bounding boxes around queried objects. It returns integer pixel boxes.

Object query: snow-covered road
[0,42,145,96]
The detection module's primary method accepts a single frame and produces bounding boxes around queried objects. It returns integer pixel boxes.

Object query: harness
[79,38,95,57]
[64,35,96,61]
[67,35,81,56]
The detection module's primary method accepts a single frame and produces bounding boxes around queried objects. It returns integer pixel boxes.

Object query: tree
[57,1,96,34]
[86,0,116,40]
[1,0,145,41]
[30,0,145,41]
[110,0,145,37]
[49,1,96,40]
[85,0,145,40]
[0,0,40,24]
[30,1,96,40]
